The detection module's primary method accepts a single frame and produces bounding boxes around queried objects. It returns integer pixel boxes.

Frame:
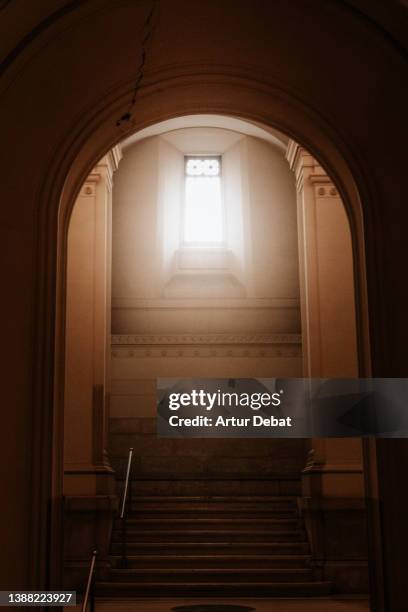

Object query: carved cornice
[112,332,301,345]
[112,346,301,359]
[79,145,122,197]
[286,140,315,193]
[109,144,122,172]
[111,333,302,359]
[286,139,303,172]
[92,144,122,192]
[286,139,339,196]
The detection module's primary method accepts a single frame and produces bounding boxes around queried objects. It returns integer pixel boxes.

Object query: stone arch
[51,75,371,579]
[2,3,407,606]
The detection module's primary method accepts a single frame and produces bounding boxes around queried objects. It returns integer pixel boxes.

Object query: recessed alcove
[62,114,365,599]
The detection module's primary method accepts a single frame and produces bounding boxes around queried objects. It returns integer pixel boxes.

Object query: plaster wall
[111,128,300,336]
[158,138,184,285]
[315,193,358,375]
[223,137,247,287]
[246,136,299,299]
[112,137,160,300]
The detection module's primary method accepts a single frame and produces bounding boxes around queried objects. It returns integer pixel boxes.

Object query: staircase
[96,487,331,597]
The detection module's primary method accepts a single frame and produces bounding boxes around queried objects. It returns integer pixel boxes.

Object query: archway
[2,3,407,610]
[61,108,369,601]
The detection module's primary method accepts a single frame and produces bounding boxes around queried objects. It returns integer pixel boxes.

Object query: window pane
[186,157,220,177]
[184,157,223,244]
[184,175,223,243]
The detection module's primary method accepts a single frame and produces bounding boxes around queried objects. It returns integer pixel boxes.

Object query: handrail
[120,447,133,519]
[120,447,134,568]
[81,549,97,612]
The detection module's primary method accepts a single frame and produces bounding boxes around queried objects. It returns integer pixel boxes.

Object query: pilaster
[63,147,122,589]
[286,140,358,378]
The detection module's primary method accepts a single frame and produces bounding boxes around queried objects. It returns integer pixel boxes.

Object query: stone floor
[74,598,370,611]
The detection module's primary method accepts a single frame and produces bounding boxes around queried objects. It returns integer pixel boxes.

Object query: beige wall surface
[111,127,300,338]
[246,136,299,299]
[109,126,302,432]
[112,137,161,300]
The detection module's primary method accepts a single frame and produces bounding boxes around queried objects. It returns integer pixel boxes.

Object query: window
[183,156,224,245]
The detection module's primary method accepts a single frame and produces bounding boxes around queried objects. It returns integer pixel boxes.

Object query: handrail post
[120,447,133,568]
[81,549,98,612]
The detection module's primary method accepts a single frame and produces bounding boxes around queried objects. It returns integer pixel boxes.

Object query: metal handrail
[120,447,134,518]
[81,549,97,612]
[120,447,134,567]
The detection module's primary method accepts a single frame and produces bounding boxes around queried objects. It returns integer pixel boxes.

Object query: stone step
[124,480,300,496]
[114,517,301,530]
[122,505,300,513]
[110,541,310,555]
[96,580,332,597]
[110,554,312,569]
[128,494,298,501]
[126,495,298,511]
[111,453,303,475]
[109,567,314,583]
[112,529,306,543]
[127,510,298,519]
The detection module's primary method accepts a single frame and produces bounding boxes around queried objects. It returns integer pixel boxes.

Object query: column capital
[286,140,336,195]
[79,170,101,197]
[92,144,122,192]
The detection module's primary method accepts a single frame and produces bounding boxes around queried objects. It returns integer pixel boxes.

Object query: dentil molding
[112,333,301,345]
[111,333,302,359]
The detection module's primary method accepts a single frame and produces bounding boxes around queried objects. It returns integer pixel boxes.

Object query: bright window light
[184,156,223,245]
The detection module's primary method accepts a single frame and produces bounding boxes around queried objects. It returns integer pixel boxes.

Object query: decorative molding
[287,139,338,196]
[106,144,122,191]
[92,144,122,192]
[286,140,315,193]
[112,297,300,310]
[312,183,339,198]
[112,346,301,359]
[285,139,301,170]
[109,144,122,172]
[112,332,301,345]
[80,171,100,197]
[79,145,122,196]
[111,332,302,359]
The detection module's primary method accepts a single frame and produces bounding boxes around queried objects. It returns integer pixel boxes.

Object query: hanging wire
[116,0,159,126]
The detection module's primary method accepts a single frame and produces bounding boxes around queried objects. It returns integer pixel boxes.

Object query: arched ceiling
[120,115,288,153]
[1,0,406,78]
